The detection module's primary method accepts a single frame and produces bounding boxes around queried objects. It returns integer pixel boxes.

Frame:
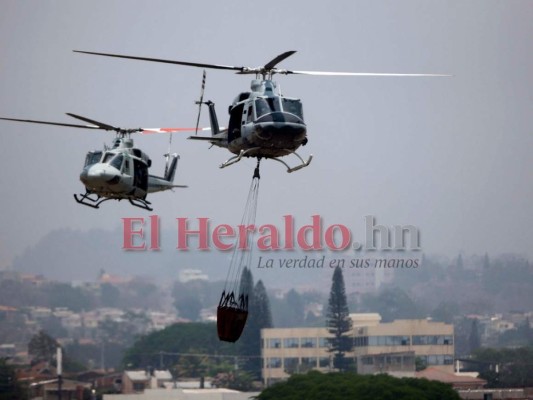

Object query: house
[122,369,173,394]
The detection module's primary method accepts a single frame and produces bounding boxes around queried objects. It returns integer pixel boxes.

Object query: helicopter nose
[81,165,120,186]
[254,112,306,143]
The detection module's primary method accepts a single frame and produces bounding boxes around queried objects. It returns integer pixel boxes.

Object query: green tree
[100,283,120,307]
[430,301,460,324]
[468,319,481,354]
[472,346,533,388]
[257,371,461,400]
[28,330,59,365]
[273,289,305,328]
[238,267,253,299]
[326,267,353,372]
[122,322,238,370]
[239,279,273,379]
[45,283,95,312]
[0,358,24,400]
[361,287,422,322]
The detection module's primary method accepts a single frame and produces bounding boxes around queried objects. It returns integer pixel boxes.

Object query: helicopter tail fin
[164,153,179,182]
[205,101,220,136]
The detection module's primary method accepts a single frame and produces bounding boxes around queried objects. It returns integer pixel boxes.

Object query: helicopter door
[133,159,148,193]
[228,103,244,143]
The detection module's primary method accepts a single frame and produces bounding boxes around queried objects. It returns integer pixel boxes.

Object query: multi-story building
[261,313,454,386]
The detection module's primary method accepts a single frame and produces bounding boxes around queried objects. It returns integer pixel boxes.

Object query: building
[261,313,454,385]
[122,370,173,394]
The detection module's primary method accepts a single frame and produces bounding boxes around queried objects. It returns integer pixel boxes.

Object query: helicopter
[0,113,191,211]
[73,50,449,174]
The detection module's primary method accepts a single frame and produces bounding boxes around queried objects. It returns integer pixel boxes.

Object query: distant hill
[8,227,338,289]
[10,227,230,283]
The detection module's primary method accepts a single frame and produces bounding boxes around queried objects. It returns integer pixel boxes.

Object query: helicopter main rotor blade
[285,70,451,77]
[264,51,297,70]
[0,117,100,130]
[66,113,120,131]
[141,127,202,134]
[74,50,245,72]
[74,50,450,77]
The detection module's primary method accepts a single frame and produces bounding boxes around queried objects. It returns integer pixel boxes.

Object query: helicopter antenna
[194,70,206,135]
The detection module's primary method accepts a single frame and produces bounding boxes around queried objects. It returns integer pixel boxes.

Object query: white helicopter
[74,50,449,174]
[0,113,191,211]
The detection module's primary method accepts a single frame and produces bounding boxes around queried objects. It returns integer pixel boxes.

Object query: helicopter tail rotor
[194,70,207,135]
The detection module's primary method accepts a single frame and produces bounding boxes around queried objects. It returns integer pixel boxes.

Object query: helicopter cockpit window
[84,151,103,167]
[102,152,115,164]
[109,154,124,171]
[255,98,282,117]
[123,159,131,175]
[282,99,303,119]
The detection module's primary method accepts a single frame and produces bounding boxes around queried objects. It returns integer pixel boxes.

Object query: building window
[367,336,411,346]
[412,335,453,346]
[419,354,454,366]
[300,337,317,348]
[284,357,299,373]
[301,357,317,370]
[318,337,329,348]
[362,356,374,365]
[284,338,299,348]
[319,357,330,368]
[266,357,282,368]
[268,338,281,348]
[132,382,145,392]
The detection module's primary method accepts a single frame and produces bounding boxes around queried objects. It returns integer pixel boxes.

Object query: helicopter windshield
[108,154,124,171]
[281,99,303,119]
[102,152,115,164]
[255,97,303,119]
[255,98,281,117]
[84,151,102,167]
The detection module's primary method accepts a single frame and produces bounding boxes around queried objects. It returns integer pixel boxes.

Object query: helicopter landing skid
[74,192,153,211]
[219,148,261,169]
[73,192,112,209]
[128,198,153,212]
[271,151,313,173]
[220,148,312,173]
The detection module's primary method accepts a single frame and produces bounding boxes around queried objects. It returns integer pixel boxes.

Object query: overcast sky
[0,1,531,269]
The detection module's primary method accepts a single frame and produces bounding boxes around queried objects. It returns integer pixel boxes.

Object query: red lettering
[257,224,280,250]
[296,215,323,250]
[212,224,235,251]
[325,224,351,250]
[177,218,210,250]
[122,217,146,251]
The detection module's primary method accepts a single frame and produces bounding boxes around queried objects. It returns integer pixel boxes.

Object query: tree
[28,330,59,365]
[239,279,273,379]
[472,346,533,388]
[272,289,305,328]
[468,319,481,354]
[238,267,254,299]
[430,301,460,324]
[257,371,461,400]
[0,358,24,400]
[326,267,353,372]
[361,287,422,322]
[122,322,238,370]
[100,283,120,307]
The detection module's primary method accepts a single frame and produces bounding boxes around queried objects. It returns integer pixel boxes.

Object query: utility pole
[57,347,62,400]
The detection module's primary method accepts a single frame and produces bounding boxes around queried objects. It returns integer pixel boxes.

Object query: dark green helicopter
[74,50,448,173]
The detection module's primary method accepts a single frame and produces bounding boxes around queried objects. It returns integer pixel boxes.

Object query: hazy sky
[0,1,531,268]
